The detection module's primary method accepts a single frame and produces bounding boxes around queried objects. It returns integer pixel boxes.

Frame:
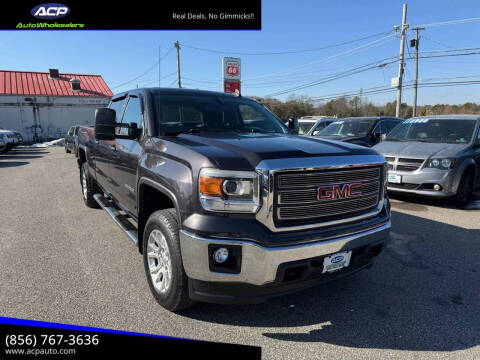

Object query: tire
[143,209,195,312]
[65,146,71,153]
[80,162,100,208]
[452,170,473,206]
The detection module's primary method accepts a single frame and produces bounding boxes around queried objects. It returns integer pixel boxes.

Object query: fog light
[213,248,229,264]
[433,184,441,191]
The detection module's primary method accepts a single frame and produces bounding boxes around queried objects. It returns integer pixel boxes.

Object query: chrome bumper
[179,221,391,286]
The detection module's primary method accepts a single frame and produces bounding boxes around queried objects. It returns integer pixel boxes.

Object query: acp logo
[31,3,70,19]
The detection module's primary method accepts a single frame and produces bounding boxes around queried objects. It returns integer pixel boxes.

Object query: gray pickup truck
[77,88,391,312]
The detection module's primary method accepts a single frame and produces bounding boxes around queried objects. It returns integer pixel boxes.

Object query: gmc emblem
[317,182,362,201]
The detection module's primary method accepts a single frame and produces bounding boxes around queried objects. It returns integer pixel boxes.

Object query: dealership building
[0,69,112,143]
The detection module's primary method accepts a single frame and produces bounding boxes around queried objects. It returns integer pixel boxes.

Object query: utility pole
[158,45,161,87]
[174,41,181,88]
[395,4,408,118]
[411,27,425,117]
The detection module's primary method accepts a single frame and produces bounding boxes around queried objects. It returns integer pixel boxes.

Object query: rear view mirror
[288,117,299,135]
[95,108,116,140]
[372,132,382,142]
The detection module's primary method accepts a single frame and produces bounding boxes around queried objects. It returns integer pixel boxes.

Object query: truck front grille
[274,166,383,225]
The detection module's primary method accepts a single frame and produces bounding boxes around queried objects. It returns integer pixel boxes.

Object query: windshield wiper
[232,128,276,134]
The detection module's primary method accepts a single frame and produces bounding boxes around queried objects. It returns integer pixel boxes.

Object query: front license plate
[322,251,352,273]
[388,173,402,184]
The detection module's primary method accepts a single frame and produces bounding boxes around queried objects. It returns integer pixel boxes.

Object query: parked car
[0,138,5,153]
[77,88,391,312]
[0,130,19,152]
[315,117,403,147]
[65,125,84,155]
[297,117,324,135]
[374,115,480,205]
[13,132,23,145]
[305,117,337,136]
[74,126,94,158]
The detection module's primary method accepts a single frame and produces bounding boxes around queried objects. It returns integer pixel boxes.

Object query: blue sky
[1,0,480,105]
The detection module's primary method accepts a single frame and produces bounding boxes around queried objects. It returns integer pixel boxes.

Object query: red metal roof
[0,70,113,97]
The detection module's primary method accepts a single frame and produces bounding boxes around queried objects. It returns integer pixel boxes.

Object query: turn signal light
[199,176,223,196]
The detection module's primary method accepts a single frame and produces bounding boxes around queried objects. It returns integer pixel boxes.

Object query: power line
[167,78,178,87]
[312,77,480,102]
[264,49,480,98]
[179,32,393,56]
[138,71,177,87]
[421,35,456,49]
[242,33,397,81]
[412,16,480,29]
[263,57,399,97]
[110,46,175,90]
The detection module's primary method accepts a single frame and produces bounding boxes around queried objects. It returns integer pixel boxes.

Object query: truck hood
[374,140,468,159]
[166,132,376,170]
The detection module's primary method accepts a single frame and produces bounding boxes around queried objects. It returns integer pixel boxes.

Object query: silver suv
[374,115,480,205]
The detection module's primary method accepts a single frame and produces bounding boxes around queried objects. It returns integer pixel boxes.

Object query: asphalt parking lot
[1,146,479,359]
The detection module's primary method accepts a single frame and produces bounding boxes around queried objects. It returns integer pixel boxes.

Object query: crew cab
[77,88,391,311]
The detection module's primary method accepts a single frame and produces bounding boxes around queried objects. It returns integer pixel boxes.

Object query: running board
[93,194,138,244]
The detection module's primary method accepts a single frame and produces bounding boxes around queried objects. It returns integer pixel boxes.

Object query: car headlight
[199,168,260,213]
[426,158,455,169]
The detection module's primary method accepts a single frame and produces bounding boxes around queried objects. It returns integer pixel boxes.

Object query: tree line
[252,95,480,119]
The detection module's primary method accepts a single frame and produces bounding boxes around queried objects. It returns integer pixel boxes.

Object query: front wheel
[143,209,194,312]
[452,171,473,206]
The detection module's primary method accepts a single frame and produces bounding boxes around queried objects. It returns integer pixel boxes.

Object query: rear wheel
[452,170,473,206]
[143,209,195,312]
[80,162,100,208]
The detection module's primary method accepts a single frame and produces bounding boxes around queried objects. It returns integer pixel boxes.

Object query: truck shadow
[181,211,480,352]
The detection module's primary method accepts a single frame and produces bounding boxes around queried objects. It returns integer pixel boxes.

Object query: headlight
[199,168,260,213]
[426,158,455,169]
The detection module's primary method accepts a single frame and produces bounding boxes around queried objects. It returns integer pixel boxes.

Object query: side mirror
[95,108,116,141]
[288,117,299,135]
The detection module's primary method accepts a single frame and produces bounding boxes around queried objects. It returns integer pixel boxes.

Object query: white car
[0,130,19,152]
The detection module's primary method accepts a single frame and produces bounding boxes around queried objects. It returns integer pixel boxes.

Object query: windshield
[298,121,316,135]
[152,94,288,135]
[386,119,477,144]
[316,118,377,137]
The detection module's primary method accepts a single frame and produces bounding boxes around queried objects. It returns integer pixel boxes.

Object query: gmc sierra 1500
[77,88,391,312]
